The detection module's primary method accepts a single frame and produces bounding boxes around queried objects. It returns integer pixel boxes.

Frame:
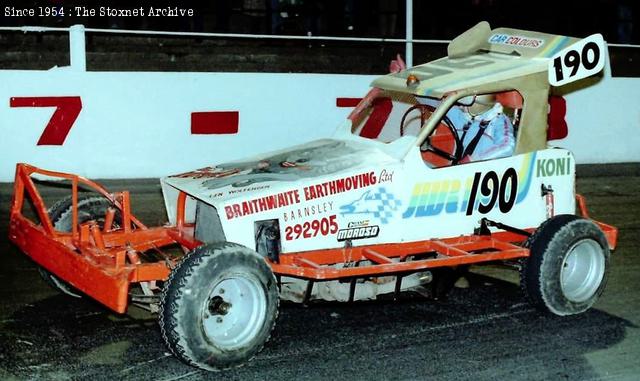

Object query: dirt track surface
[0,167,638,381]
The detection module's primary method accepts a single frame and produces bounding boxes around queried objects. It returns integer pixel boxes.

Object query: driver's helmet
[458,94,497,116]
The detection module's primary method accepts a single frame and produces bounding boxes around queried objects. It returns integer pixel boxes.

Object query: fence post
[69,24,87,71]
[405,0,413,67]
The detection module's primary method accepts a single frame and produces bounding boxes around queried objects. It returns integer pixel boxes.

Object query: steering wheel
[421,114,463,164]
[399,104,433,137]
[399,104,463,165]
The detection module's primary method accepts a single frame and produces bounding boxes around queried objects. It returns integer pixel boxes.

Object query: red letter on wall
[191,111,239,134]
[10,96,82,145]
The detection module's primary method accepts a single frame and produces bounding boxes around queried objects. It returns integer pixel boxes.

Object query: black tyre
[521,214,610,316]
[160,242,279,371]
[38,195,119,298]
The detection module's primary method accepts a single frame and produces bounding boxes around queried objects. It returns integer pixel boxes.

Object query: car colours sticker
[488,34,545,49]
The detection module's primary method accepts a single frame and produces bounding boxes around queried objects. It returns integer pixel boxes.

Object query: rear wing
[372,22,607,97]
[448,21,607,87]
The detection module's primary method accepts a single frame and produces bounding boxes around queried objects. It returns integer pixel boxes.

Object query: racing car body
[163,136,568,256]
[9,22,618,371]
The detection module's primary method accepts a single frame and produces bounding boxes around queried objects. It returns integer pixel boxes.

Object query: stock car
[8,22,618,371]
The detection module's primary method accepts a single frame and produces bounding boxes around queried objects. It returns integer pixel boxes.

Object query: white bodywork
[161,122,575,302]
[162,121,575,253]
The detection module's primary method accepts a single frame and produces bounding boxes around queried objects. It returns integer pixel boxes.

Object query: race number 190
[548,34,606,87]
[465,168,518,216]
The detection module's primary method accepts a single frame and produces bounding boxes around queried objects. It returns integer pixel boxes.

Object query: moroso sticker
[339,187,401,224]
[489,34,544,49]
[402,153,535,218]
[337,222,380,241]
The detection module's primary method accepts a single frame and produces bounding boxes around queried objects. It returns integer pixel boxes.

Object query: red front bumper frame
[8,163,196,313]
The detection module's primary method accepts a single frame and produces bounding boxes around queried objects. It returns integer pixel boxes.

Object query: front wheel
[521,215,610,316]
[159,242,279,371]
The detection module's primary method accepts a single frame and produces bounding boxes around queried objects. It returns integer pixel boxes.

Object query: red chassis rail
[8,163,618,313]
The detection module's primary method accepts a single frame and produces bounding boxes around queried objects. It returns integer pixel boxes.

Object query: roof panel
[371,24,580,97]
[372,52,546,97]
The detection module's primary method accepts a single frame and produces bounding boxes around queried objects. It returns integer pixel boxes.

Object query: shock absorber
[541,184,555,219]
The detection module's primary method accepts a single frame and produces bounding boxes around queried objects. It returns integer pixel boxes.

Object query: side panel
[216,148,574,253]
[220,168,392,253]
[392,148,574,242]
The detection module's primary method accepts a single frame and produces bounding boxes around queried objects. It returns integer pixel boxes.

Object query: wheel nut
[219,288,225,294]
[216,317,223,323]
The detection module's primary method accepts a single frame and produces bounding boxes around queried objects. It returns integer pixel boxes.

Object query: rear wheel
[160,242,279,371]
[521,214,610,315]
[38,195,119,298]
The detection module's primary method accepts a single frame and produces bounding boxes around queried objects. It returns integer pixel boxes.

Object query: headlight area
[194,199,282,263]
[254,219,281,263]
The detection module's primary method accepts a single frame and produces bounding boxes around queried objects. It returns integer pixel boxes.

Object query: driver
[447,94,515,163]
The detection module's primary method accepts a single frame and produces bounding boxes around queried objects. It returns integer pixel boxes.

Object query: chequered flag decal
[340,187,402,224]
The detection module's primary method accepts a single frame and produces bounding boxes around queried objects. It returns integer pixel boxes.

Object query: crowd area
[0,0,637,44]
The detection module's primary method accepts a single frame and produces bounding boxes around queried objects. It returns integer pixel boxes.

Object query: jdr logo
[339,187,401,224]
[402,153,536,218]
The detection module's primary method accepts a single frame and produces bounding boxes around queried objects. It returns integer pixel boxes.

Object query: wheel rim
[201,275,267,350]
[560,239,605,303]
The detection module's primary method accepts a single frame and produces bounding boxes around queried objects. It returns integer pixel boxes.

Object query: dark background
[0,1,639,77]
[0,0,638,44]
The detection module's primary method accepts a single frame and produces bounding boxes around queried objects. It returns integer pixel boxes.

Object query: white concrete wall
[0,70,376,181]
[551,76,640,165]
[0,68,637,182]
